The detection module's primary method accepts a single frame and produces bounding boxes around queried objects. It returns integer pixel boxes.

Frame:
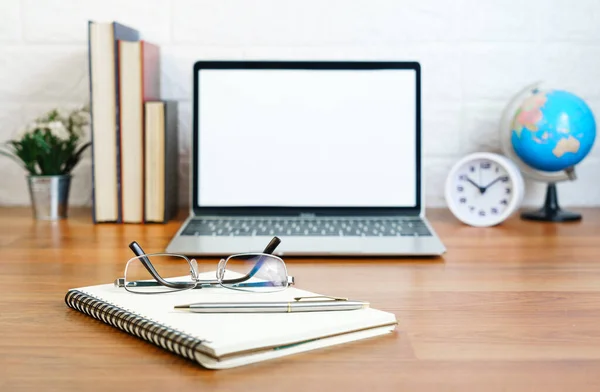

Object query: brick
[423,157,457,207]
[541,0,600,42]
[422,102,462,157]
[520,178,547,208]
[416,47,462,102]
[462,102,507,155]
[22,0,171,43]
[0,0,21,42]
[0,46,88,103]
[0,158,29,205]
[173,0,459,45]
[553,158,600,206]
[160,46,246,101]
[460,0,540,42]
[462,44,543,101]
[539,44,600,100]
[0,103,29,141]
[70,158,93,206]
[176,101,191,157]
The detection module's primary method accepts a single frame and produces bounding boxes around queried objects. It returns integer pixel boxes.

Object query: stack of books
[88,21,178,224]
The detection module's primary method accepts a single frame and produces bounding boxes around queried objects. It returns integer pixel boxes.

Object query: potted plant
[0,106,91,220]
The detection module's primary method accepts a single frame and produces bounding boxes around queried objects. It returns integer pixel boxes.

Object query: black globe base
[520,182,582,222]
[521,209,581,222]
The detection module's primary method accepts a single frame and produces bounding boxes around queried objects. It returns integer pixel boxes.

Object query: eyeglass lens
[220,254,288,292]
[124,254,197,294]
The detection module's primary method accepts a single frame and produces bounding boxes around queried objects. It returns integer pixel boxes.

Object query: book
[118,40,161,223]
[88,21,139,223]
[64,273,397,369]
[144,101,179,223]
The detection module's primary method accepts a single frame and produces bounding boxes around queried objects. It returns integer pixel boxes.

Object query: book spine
[87,21,97,223]
[140,42,145,224]
[64,290,205,363]
[113,30,123,223]
[164,101,179,222]
[112,23,140,223]
[141,42,161,223]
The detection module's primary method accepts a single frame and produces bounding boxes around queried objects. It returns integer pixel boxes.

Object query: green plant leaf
[0,148,26,170]
[9,138,38,174]
[74,141,91,157]
[32,132,51,153]
[62,141,91,173]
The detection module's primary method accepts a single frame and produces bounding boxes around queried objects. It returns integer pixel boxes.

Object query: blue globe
[511,90,596,172]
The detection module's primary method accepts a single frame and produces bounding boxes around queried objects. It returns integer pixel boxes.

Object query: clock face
[448,157,517,226]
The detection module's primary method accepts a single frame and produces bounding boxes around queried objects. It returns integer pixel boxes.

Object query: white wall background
[1,0,599,208]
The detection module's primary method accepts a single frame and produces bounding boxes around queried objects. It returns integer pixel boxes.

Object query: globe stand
[520,183,581,222]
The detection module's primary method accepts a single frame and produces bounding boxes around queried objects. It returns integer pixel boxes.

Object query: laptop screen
[195,64,418,209]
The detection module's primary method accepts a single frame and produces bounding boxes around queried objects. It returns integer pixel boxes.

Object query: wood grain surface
[1,207,600,392]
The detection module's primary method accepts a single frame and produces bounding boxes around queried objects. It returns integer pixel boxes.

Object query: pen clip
[293,295,348,302]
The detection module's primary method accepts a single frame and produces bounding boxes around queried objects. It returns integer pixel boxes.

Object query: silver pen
[174,296,369,313]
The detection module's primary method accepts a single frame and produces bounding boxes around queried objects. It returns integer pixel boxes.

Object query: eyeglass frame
[114,236,295,293]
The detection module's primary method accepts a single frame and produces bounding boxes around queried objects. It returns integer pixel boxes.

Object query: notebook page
[73,273,397,357]
[197,324,397,369]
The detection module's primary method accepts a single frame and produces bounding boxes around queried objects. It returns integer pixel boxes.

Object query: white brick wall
[1,0,599,208]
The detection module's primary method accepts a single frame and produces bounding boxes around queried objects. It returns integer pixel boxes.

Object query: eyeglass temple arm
[262,236,281,254]
[220,237,282,285]
[128,241,190,289]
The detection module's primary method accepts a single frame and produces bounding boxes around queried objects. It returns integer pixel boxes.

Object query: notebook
[64,272,398,369]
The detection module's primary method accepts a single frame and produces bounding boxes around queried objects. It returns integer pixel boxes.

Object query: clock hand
[465,176,485,194]
[481,176,504,191]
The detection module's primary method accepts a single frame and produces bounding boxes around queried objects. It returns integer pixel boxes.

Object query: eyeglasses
[114,237,294,294]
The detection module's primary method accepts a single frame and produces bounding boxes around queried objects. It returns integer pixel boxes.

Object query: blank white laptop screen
[197,68,417,207]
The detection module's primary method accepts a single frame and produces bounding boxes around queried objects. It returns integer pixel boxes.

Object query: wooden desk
[1,207,600,391]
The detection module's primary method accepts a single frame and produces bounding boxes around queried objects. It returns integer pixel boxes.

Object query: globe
[499,83,597,222]
[511,90,596,172]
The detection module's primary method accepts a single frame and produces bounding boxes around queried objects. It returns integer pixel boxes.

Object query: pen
[174,297,369,313]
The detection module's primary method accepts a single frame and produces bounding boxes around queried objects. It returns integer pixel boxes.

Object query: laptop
[166,61,446,256]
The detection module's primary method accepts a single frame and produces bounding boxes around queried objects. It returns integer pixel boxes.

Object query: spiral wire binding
[65,290,206,362]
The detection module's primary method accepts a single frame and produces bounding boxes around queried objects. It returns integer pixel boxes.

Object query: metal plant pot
[27,175,71,220]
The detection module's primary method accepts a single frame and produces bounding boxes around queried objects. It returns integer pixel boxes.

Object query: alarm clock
[445,152,525,227]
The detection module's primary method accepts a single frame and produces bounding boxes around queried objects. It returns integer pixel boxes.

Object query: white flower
[71,110,88,125]
[13,106,90,142]
[48,121,70,141]
[16,121,45,139]
[28,122,46,132]
[69,110,90,138]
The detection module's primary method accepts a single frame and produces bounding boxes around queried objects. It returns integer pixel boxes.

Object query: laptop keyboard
[181,218,431,237]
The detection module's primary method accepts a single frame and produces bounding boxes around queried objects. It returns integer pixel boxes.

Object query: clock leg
[520,182,582,222]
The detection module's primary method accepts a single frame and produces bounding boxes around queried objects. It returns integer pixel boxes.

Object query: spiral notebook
[64,273,397,369]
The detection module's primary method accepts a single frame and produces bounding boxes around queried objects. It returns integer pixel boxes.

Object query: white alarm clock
[445,152,525,227]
